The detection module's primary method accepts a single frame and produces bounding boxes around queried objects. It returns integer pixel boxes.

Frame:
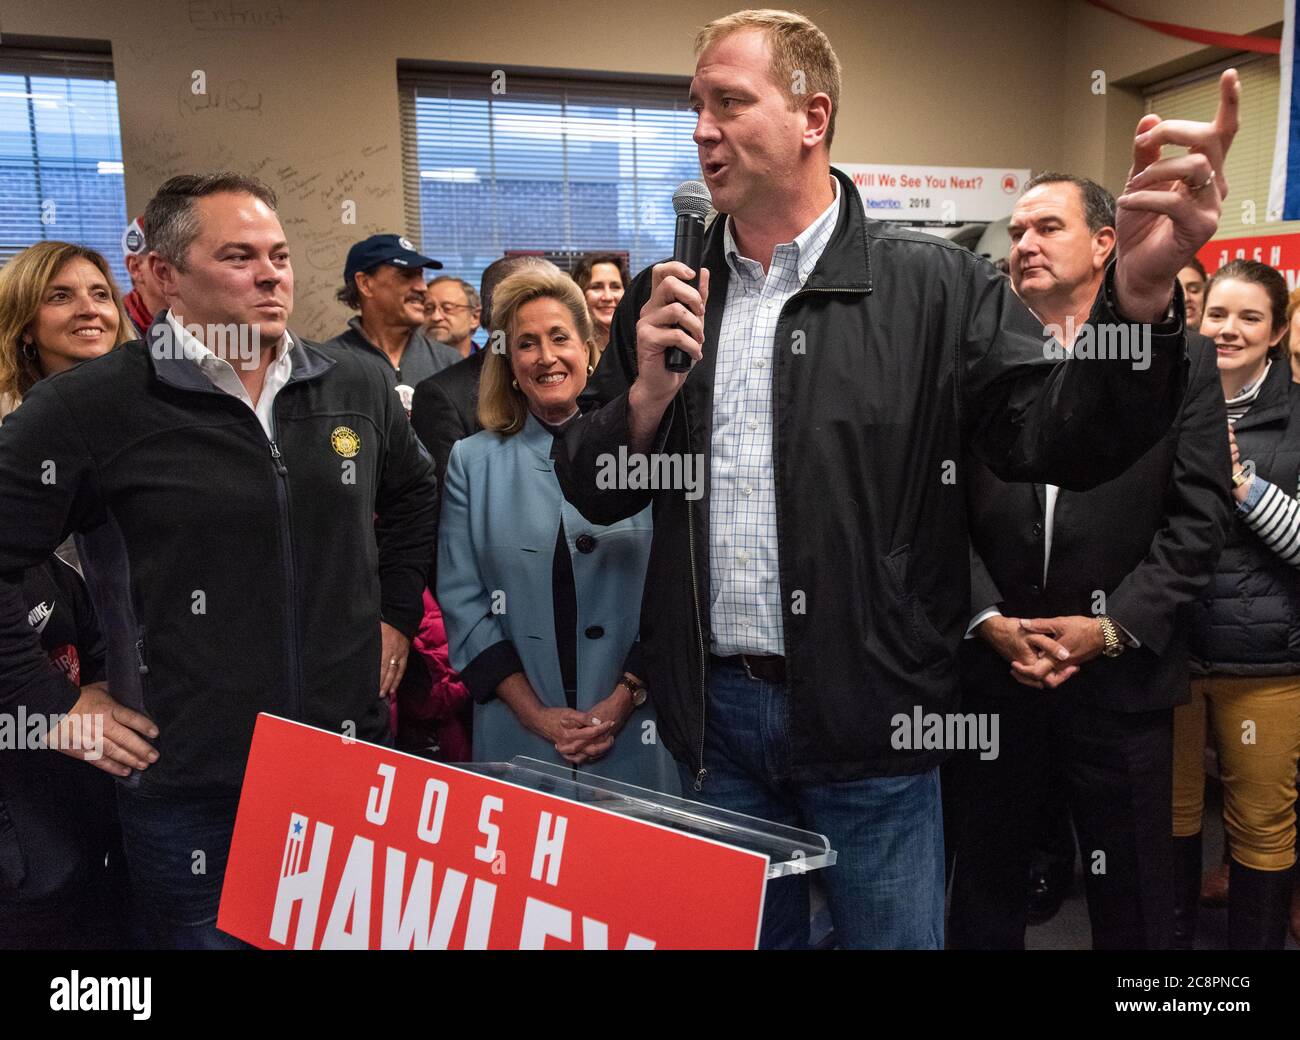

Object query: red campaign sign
[1198,233,1300,289]
[217,715,768,949]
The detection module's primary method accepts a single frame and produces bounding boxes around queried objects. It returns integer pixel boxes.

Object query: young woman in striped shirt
[1175,259,1300,949]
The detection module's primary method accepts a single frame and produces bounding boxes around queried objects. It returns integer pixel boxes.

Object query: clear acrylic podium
[462,757,837,879]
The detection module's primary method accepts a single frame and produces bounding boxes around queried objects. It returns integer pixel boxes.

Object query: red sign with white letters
[217,715,768,949]
[1198,233,1300,287]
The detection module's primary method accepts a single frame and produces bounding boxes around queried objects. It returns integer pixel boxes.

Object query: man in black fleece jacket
[0,173,438,948]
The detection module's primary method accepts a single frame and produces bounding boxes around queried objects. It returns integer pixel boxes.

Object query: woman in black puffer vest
[1176,260,1300,950]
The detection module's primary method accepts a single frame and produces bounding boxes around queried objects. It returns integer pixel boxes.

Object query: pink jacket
[395,589,472,761]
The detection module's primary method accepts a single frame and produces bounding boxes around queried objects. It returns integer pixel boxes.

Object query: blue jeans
[115,788,252,950]
[680,662,945,949]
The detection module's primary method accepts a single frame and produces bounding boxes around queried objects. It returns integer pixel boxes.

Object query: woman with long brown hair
[570,252,629,360]
[1176,260,1300,949]
[0,241,133,416]
[0,241,134,948]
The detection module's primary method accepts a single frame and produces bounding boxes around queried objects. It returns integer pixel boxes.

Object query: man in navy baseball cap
[323,234,459,411]
[342,234,442,285]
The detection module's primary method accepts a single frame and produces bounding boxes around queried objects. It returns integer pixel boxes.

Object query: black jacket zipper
[122,632,151,789]
[145,328,327,727]
[267,434,304,720]
[681,394,709,792]
[763,284,860,681]
[134,634,148,679]
[678,270,863,789]
[686,284,857,790]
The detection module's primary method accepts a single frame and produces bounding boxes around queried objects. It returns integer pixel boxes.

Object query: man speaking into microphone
[556,9,1237,949]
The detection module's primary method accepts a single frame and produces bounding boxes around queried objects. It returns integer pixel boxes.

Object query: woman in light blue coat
[437,263,678,794]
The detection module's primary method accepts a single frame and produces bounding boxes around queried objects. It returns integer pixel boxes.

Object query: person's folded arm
[410,375,470,502]
[0,381,104,715]
[621,639,644,680]
[963,256,1188,493]
[409,592,470,717]
[374,370,440,639]
[1238,477,1300,567]
[1106,341,1233,653]
[966,542,1004,639]
[554,268,673,526]
[458,642,524,706]
[435,442,520,704]
[59,554,108,686]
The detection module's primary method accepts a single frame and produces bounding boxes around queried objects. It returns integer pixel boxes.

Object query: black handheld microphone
[664,180,712,373]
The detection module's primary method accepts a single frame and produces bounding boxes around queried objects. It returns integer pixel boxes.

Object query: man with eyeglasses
[323,234,461,413]
[424,276,481,360]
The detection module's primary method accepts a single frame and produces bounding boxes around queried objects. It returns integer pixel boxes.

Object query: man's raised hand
[1114,68,1240,322]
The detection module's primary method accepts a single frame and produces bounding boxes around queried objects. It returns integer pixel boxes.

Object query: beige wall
[1061,0,1282,189]
[1,0,1284,334]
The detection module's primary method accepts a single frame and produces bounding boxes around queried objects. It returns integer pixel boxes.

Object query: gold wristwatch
[617,673,647,708]
[1097,615,1124,658]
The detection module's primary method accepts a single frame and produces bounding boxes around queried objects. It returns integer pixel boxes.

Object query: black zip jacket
[556,165,1190,786]
[1189,357,1300,674]
[0,314,439,795]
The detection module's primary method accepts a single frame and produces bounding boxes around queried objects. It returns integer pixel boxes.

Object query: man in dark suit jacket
[947,173,1233,950]
[411,350,485,492]
[411,255,549,491]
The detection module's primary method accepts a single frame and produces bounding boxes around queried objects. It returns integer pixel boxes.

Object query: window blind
[399,67,699,292]
[1145,54,1299,242]
[0,48,128,288]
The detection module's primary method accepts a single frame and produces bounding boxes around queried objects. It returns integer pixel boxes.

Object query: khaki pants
[1172,675,1300,871]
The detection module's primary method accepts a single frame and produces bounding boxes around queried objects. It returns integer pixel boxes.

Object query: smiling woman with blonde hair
[0,241,133,416]
[437,262,677,791]
[476,264,598,434]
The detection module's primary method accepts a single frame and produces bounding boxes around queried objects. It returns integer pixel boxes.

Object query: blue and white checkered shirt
[709,178,841,656]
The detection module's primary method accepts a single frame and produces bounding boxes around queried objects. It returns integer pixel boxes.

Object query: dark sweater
[1,557,119,914]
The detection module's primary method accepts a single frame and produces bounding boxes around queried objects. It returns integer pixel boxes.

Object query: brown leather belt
[710,653,786,683]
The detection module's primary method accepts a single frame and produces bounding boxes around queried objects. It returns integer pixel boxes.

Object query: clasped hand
[978,614,1106,690]
[524,685,634,766]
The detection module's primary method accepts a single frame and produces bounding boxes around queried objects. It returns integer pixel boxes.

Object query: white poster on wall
[835,163,1031,223]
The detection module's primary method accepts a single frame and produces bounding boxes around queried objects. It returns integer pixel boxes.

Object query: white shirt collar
[1228,360,1272,406]
[164,310,293,369]
[723,175,841,281]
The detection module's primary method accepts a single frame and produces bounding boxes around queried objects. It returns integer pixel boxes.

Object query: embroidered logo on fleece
[331,426,361,458]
